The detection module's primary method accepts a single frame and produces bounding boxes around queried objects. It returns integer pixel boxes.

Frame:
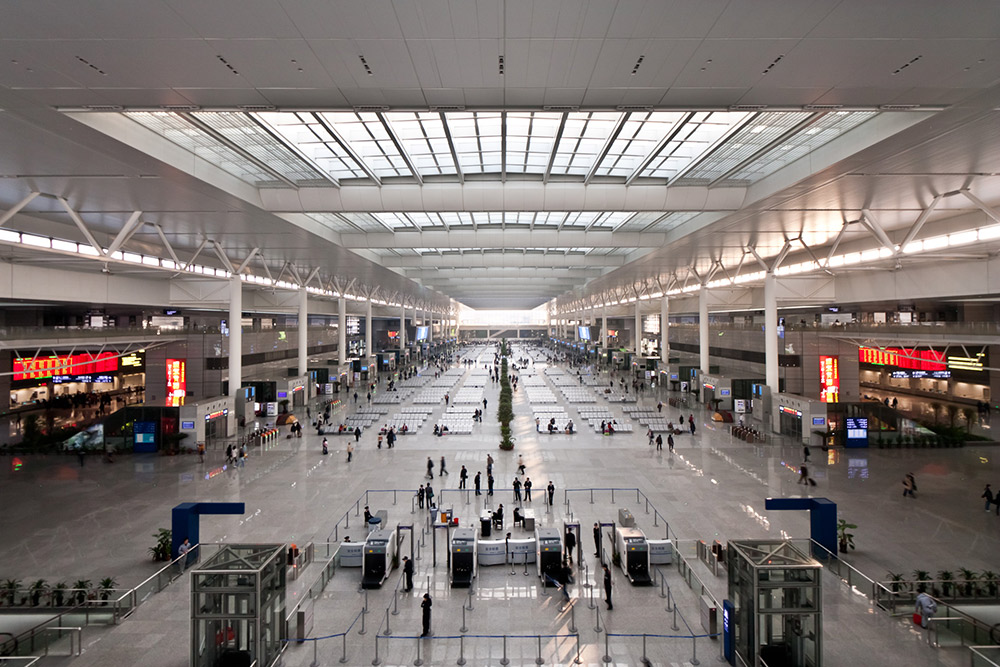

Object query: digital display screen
[166,359,186,407]
[181,421,195,429]
[819,355,839,403]
[14,352,118,381]
[577,326,591,340]
[415,326,429,341]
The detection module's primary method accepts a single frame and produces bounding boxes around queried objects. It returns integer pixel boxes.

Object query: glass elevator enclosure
[727,540,822,667]
[190,544,286,667]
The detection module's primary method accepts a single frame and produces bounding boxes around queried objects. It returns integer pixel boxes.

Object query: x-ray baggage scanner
[361,528,397,589]
[616,527,652,585]
[450,528,477,588]
[535,527,563,587]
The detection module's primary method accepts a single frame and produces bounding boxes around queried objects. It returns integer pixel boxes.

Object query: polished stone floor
[1,344,997,666]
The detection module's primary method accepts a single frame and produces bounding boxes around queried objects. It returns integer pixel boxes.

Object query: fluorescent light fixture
[21,233,51,248]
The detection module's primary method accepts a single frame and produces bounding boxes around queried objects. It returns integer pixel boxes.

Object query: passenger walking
[689,415,696,435]
[346,442,354,462]
[459,465,468,488]
[914,586,938,628]
[982,484,993,511]
[603,564,613,610]
[655,434,663,450]
[474,471,482,495]
[426,457,435,479]
[564,529,576,564]
[403,556,414,591]
[439,456,448,476]
[487,474,495,496]
[517,455,526,475]
[425,483,435,510]
[354,427,362,442]
[420,594,432,637]
[667,433,674,452]
[803,445,811,462]
[322,438,328,455]
[903,472,917,498]
[798,464,810,485]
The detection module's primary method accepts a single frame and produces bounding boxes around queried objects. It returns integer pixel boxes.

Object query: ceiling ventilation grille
[237,105,276,111]
[616,105,653,111]
[429,105,466,111]
[353,105,390,112]
[730,104,768,111]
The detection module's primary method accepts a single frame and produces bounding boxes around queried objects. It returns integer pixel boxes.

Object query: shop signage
[819,355,839,403]
[166,359,186,407]
[14,352,118,380]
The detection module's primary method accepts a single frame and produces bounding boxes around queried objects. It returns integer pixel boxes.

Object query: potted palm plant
[98,577,117,603]
[52,582,69,607]
[72,580,91,606]
[959,568,979,597]
[837,519,856,553]
[980,570,998,597]
[29,579,48,607]
[937,570,954,597]
[2,578,21,606]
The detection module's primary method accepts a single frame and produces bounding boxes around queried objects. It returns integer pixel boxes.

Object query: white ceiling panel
[163,0,301,39]
[283,0,404,40]
[812,0,1000,39]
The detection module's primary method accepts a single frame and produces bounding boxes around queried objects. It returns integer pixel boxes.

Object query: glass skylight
[640,111,752,180]
[678,111,812,183]
[190,112,331,185]
[384,112,458,175]
[118,109,893,189]
[254,112,370,181]
[547,112,624,176]
[504,112,562,174]
[125,112,282,187]
[593,111,687,178]
[317,111,411,177]
[723,111,878,183]
[446,112,503,174]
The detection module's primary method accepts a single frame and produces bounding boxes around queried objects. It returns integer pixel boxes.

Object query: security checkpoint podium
[727,540,822,667]
[190,544,286,667]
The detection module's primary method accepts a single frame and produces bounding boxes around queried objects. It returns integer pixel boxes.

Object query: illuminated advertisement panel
[166,359,186,407]
[13,352,118,381]
[819,355,839,403]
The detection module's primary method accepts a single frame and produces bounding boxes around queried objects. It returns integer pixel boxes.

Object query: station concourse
[1,2,1000,666]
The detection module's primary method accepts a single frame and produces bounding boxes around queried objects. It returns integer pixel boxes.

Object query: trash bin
[480,516,492,538]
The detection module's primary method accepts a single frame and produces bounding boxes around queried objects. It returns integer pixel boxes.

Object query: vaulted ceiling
[0,0,998,311]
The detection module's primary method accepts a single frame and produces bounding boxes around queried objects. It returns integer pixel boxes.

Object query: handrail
[969,646,1000,666]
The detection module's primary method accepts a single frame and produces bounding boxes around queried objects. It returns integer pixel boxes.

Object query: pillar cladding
[660,296,669,360]
[298,289,308,382]
[366,298,373,357]
[764,273,779,392]
[399,304,406,351]
[338,297,347,366]
[634,301,641,355]
[699,285,709,374]
[228,276,242,397]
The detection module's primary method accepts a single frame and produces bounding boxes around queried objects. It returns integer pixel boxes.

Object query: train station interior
[1,2,1000,666]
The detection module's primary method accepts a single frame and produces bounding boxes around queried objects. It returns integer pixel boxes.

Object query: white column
[764,272,779,392]
[228,276,242,397]
[338,297,347,366]
[574,315,579,341]
[660,296,669,360]
[602,303,608,349]
[634,302,641,355]
[428,309,434,343]
[298,289,308,377]
[699,285,709,374]
[365,298,373,358]
[399,304,406,351]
